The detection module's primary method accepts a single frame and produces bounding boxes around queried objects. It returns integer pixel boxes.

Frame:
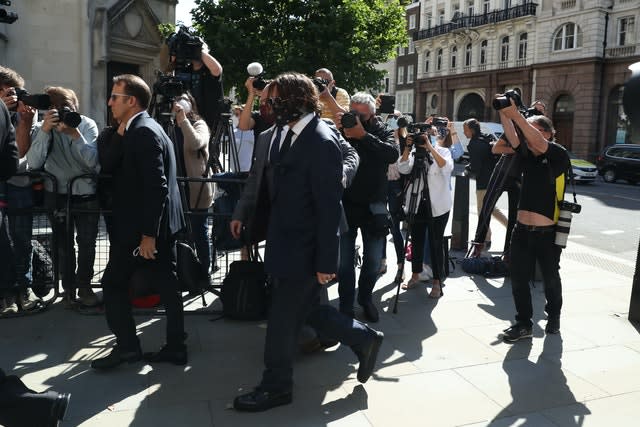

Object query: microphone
[247,62,264,77]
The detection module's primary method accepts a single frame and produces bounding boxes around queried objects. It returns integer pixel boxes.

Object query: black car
[596,144,640,184]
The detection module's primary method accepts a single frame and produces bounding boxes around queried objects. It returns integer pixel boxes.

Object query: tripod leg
[393,223,413,314]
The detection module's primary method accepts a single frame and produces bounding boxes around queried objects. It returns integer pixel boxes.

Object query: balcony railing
[606,44,638,58]
[414,2,538,41]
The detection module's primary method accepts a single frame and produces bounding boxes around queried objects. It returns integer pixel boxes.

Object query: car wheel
[602,169,617,183]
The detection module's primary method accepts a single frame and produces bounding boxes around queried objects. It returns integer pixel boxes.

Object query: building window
[384,77,390,93]
[618,17,635,46]
[483,0,490,14]
[407,65,414,84]
[397,66,404,85]
[424,51,430,73]
[409,14,416,30]
[436,48,443,71]
[502,0,511,8]
[467,1,474,16]
[500,36,509,62]
[480,40,488,64]
[451,46,458,69]
[409,37,415,54]
[438,9,445,25]
[518,33,528,59]
[553,23,582,51]
[398,45,403,56]
[426,13,432,29]
[465,43,473,66]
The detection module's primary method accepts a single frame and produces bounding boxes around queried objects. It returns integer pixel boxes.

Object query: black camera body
[15,88,51,110]
[154,73,187,101]
[57,107,82,128]
[559,200,582,214]
[341,111,358,129]
[252,75,271,91]
[312,77,329,93]
[166,26,203,69]
[397,116,432,135]
[492,89,525,111]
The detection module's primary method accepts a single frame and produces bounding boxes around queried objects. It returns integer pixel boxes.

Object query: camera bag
[221,245,269,320]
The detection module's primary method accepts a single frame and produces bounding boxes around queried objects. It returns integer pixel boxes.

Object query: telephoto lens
[554,207,572,248]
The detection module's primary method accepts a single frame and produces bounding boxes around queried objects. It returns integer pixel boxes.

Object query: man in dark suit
[230,73,384,412]
[91,74,187,371]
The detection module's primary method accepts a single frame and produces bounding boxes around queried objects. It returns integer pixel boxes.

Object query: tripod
[393,151,435,313]
[208,113,240,174]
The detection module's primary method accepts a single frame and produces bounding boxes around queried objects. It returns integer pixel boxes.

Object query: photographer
[497,98,571,342]
[168,29,224,131]
[465,118,504,252]
[315,68,350,121]
[335,92,398,322]
[172,93,213,277]
[398,120,454,299]
[0,66,42,313]
[25,86,100,308]
[238,77,273,153]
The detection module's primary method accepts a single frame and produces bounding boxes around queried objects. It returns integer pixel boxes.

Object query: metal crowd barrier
[1,171,61,317]
[62,172,249,315]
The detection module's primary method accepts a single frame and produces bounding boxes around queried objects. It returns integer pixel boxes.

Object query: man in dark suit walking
[91,74,187,370]
[230,73,384,412]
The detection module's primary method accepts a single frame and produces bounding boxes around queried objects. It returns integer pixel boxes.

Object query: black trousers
[509,224,563,327]
[260,276,373,393]
[410,203,450,281]
[101,236,185,351]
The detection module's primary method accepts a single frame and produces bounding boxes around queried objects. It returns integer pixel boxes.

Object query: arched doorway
[553,94,575,151]
[457,93,485,121]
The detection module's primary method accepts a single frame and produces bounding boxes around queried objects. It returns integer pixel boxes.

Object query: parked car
[452,121,504,155]
[567,151,598,183]
[596,144,640,184]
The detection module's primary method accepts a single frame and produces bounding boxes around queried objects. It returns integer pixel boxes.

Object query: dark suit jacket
[111,112,185,249]
[0,101,18,181]
[233,115,343,278]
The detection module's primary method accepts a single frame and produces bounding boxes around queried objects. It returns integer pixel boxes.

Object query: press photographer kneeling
[398,118,454,299]
[495,93,572,342]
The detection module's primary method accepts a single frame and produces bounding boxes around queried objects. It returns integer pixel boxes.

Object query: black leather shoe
[233,389,293,412]
[143,344,188,366]
[91,346,142,371]
[353,330,384,383]
[545,317,560,334]
[360,301,379,323]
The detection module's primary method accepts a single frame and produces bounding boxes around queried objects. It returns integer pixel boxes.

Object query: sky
[175,0,197,26]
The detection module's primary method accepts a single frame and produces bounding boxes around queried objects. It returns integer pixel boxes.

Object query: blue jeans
[6,184,33,289]
[338,225,385,313]
[189,209,211,275]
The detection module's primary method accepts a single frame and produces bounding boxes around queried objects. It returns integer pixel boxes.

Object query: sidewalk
[1,218,639,426]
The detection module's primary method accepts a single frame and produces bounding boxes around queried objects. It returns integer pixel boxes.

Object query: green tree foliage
[191,0,406,97]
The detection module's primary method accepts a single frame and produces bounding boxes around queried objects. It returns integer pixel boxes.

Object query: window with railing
[436,48,443,71]
[409,14,416,30]
[438,10,445,25]
[618,17,635,46]
[518,32,528,59]
[451,46,458,69]
[483,0,490,14]
[553,23,582,51]
[424,50,430,73]
[500,35,509,62]
[480,39,488,65]
[465,43,473,66]
[467,1,474,16]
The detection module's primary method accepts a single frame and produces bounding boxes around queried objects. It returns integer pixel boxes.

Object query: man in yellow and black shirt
[497,100,570,342]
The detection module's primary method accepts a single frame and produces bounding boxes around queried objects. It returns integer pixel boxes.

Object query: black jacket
[342,117,398,226]
[468,134,497,190]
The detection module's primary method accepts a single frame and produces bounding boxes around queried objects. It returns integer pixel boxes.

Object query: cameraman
[169,35,224,131]
[398,120,454,299]
[315,68,350,121]
[26,86,100,308]
[497,99,570,342]
[335,92,398,322]
[238,77,274,148]
[0,66,42,313]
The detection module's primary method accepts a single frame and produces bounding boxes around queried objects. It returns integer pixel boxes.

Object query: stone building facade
[0,0,176,129]
[382,0,639,159]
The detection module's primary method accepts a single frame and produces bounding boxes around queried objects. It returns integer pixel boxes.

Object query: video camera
[397,116,449,136]
[166,25,203,70]
[151,72,187,123]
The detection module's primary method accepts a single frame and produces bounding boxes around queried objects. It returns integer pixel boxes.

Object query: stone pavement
[1,216,639,427]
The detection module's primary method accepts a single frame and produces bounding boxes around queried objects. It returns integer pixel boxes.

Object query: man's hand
[41,109,60,133]
[316,272,336,285]
[498,98,521,121]
[138,235,157,260]
[17,101,36,121]
[173,102,187,124]
[56,123,81,140]
[1,87,18,110]
[230,220,243,240]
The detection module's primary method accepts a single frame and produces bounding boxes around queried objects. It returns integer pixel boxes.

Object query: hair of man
[112,74,151,110]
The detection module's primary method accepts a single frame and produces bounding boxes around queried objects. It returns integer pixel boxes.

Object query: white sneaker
[418,264,433,281]
[0,296,19,315]
[18,288,43,311]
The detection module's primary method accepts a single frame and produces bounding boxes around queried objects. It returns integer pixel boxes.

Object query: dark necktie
[269,126,283,164]
[279,129,294,159]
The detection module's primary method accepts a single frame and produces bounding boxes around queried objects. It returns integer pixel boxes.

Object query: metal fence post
[451,172,469,252]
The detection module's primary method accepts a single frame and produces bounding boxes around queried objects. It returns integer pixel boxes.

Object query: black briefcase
[221,248,269,320]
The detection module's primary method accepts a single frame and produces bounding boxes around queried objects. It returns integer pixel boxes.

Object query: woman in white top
[397,120,455,298]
